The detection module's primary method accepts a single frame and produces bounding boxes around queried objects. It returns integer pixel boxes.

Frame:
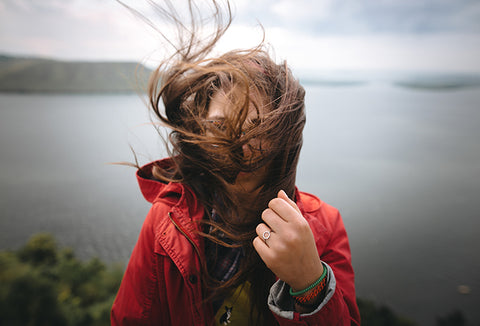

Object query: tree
[436,310,467,326]
[0,233,123,326]
[357,298,417,326]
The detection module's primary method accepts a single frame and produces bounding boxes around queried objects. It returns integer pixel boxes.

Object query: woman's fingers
[259,190,305,239]
[253,223,282,272]
[277,190,301,214]
[253,224,274,264]
[252,236,269,261]
[253,190,324,290]
[255,223,274,247]
[267,190,303,223]
[261,207,285,231]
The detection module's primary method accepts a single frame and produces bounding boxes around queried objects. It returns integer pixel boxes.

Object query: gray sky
[1,0,480,72]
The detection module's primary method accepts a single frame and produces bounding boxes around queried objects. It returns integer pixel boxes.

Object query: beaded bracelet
[289,262,327,297]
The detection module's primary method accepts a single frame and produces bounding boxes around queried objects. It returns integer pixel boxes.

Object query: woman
[111,1,360,325]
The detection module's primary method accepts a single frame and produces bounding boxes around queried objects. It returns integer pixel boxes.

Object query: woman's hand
[253,190,324,292]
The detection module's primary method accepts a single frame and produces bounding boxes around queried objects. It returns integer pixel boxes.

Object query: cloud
[271,0,334,22]
[268,32,480,73]
[0,0,161,61]
[1,0,480,72]
[233,0,480,35]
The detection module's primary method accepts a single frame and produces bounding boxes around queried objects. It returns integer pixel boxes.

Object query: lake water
[1,85,479,325]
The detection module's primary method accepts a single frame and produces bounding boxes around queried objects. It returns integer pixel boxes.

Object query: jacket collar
[137,158,326,252]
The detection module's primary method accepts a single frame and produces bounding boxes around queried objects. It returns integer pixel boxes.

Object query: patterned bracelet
[293,277,327,304]
[290,263,328,304]
[294,298,321,309]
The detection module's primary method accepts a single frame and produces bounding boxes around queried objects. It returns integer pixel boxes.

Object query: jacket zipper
[167,211,208,324]
[167,211,203,263]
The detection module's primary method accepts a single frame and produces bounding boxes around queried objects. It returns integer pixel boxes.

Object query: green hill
[0,55,152,93]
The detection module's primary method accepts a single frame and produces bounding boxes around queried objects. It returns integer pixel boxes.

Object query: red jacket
[111,161,360,325]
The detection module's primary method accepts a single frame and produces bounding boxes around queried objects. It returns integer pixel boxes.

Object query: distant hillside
[393,73,480,90]
[0,55,152,93]
[297,69,480,90]
[3,54,479,93]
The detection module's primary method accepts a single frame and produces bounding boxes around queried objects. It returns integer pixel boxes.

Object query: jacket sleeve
[110,204,170,326]
[268,210,360,325]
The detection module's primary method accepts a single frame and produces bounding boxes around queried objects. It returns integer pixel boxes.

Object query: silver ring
[262,230,271,241]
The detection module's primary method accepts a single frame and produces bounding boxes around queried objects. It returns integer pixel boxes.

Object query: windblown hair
[123,1,306,324]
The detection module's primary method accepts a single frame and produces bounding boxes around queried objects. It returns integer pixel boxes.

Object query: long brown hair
[122,1,306,324]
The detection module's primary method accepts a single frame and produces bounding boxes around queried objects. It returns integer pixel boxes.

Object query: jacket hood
[136,158,184,204]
